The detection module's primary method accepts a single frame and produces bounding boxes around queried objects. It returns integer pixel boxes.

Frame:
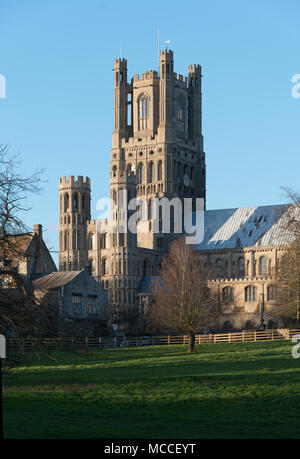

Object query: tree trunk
[188,334,196,353]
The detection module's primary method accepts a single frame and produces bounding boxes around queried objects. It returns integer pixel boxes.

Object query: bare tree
[274,189,300,326]
[151,237,221,353]
[0,144,46,336]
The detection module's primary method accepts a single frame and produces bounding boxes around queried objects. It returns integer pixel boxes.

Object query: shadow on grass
[3,390,300,439]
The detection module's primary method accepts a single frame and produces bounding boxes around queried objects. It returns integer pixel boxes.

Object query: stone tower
[59,176,91,271]
[110,49,206,253]
[58,49,206,323]
[99,166,139,316]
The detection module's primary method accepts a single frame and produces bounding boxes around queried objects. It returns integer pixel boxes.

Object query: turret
[112,58,129,148]
[59,175,91,271]
[188,64,203,144]
[159,50,174,132]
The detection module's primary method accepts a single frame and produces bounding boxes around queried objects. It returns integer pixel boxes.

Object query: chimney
[33,224,43,238]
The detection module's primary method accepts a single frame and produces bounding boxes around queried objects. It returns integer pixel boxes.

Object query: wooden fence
[5,329,300,351]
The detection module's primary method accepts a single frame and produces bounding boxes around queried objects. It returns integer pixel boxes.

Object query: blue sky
[0,0,299,264]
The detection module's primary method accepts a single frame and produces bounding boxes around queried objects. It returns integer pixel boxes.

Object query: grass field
[2,340,300,439]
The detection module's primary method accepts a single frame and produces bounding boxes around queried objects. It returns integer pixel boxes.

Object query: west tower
[110,49,206,253]
[59,176,91,271]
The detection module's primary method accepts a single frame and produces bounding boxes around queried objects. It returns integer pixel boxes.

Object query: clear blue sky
[0,0,299,264]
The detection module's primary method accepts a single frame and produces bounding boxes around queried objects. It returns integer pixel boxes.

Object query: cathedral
[58,50,296,331]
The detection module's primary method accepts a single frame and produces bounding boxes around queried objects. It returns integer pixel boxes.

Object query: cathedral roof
[196,204,299,251]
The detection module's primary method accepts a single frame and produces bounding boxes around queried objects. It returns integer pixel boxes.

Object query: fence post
[214,334,216,344]
[168,336,170,345]
[254,331,257,342]
[229,333,231,343]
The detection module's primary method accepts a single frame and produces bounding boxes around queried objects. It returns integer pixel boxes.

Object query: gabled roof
[196,204,299,251]
[33,271,81,290]
[0,233,33,258]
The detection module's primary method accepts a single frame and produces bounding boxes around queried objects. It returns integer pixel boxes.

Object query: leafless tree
[274,189,300,325]
[151,237,221,352]
[0,144,47,337]
[0,145,47,438]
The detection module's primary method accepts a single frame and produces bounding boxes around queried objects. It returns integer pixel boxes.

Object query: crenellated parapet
[59,175,90,189]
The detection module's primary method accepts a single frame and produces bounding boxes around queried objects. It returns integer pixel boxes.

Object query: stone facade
[59,50,206,320]
[58,50,294,331]
[0,224,57,283]
[33,270,107,336]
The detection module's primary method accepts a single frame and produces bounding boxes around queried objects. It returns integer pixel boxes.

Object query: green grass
[2,341,300,439]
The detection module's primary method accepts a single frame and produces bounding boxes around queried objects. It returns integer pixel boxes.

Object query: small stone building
[33,269,107,336]
[0,224,57,283]
[0,224,108,336]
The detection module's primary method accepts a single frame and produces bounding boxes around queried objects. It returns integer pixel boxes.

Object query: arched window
[112,165,117,177]
[222,287,234,304]
[72,229,81,250]
[112,190,117,206]
[245,286,257,302]
[89,258,96,276]
[73,192,79,211]
[82,193,85,210]
[177,98,185,133]
[238,257,245,277]
[89,233,96,250]
[64,193,69,212]
[259,256,268,276]
[267,285,278,301]
[137,163,145,184]
[101,233,108,249]
[103,258,109,275]
[139,94,150,130]
[147,162,155,183]
[157,161,162,181]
